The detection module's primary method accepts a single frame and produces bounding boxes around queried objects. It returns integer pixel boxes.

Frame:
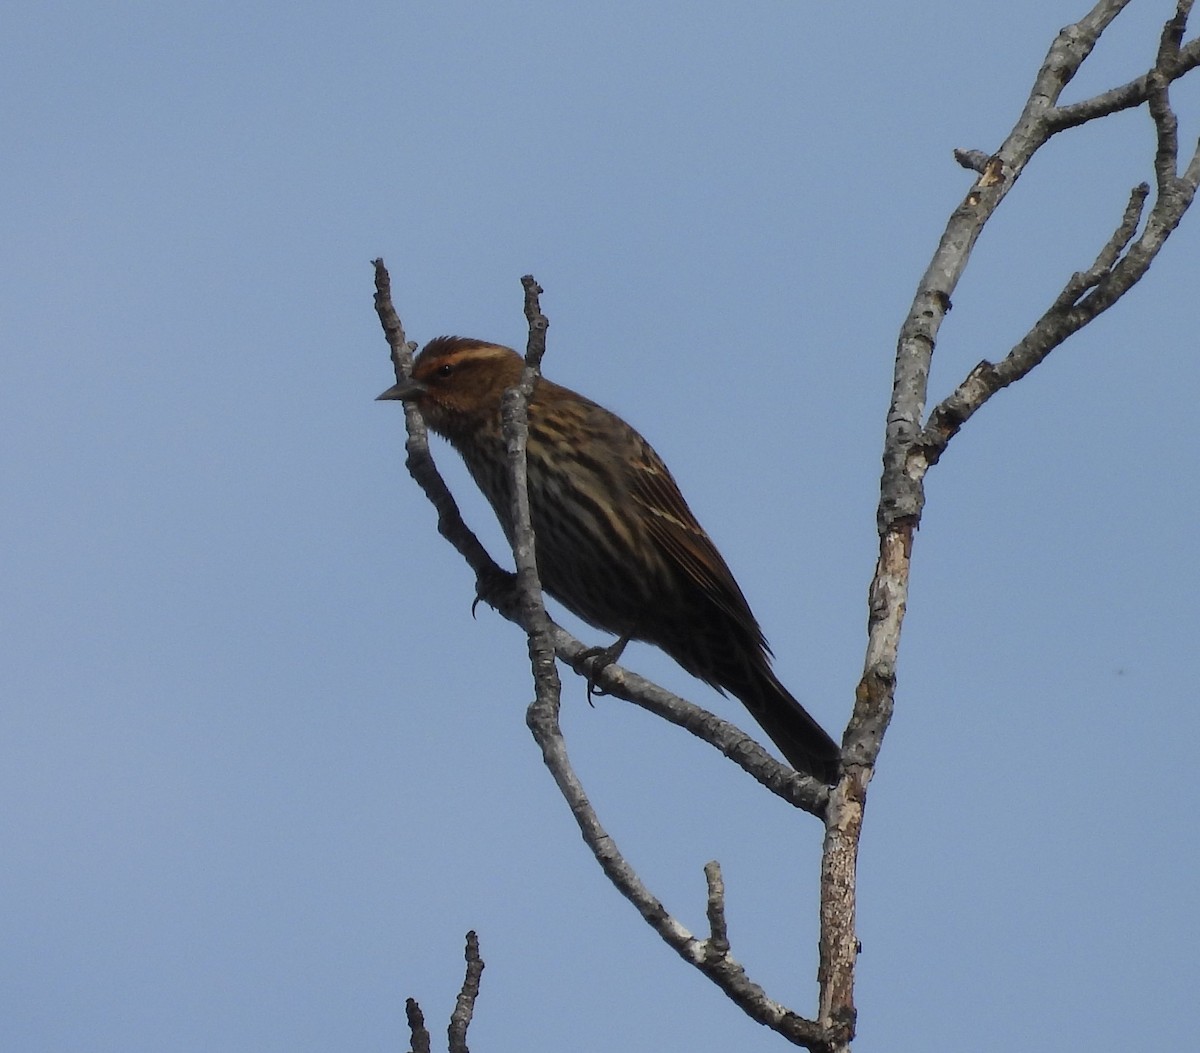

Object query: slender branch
[503,279,827,1048]
[1050,12,1200,131]
[703,861,731,958]
[447,931,484,1053]
[373,259,415,377]
[567,648,829,814]
[374,259,509,599]
[526,666,827,1046]
[917,182,1150,458]
[405,997,431,1053]
[402,932,483,1053]
[501,276,562,724]
[1054,184,1150,306]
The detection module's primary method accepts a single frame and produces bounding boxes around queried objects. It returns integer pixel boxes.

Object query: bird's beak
[376,378,425,402]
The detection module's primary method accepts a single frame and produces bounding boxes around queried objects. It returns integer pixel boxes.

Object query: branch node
[964,154,1007,205]
[703,861,730,959]
[520,275,550,369]
[952,148,992,173]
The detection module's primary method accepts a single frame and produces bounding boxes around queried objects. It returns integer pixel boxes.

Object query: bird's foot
[577,633,632,705]
[471,567,518,618]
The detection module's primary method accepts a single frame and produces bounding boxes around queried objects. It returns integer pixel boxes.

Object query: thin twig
[496,278,827,1049]
[405,997,432,1053]
[447,931,484,1053]
[952,148,993,173]
[501,276,561,717]
[568,645,829,813]
[703,861,730,959]
[373,259,510,602]
[916,182,1150,459]
[526,676,826,1045]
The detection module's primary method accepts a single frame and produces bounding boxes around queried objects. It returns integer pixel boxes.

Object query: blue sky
[3,2,1197,1050]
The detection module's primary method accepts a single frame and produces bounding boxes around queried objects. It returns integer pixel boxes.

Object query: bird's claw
[472,567,518,618]
[577,633,632,706]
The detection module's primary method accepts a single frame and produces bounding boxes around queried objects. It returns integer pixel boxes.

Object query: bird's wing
[628,438,769,651]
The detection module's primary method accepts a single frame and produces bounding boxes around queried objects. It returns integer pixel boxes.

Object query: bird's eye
[436,363,454,378]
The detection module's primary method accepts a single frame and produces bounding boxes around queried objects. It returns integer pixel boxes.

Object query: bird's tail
[734,668,841,785]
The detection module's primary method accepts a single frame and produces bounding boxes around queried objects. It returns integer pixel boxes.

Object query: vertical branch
[500,275,563,723]
[521,274,550,368]
[405,998,432,1053]
[816,3,1200,1046]
[447,931,485,1053]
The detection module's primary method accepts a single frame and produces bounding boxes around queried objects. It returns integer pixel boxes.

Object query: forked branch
[820,3,1200,1049]
[403,931,484,1053]
[376,3,1198,1049]
[374,261,828,1045]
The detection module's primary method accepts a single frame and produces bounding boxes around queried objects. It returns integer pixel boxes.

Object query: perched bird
[378,336,840,784]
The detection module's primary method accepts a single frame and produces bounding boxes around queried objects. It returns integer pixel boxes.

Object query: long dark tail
[732,668,841,784]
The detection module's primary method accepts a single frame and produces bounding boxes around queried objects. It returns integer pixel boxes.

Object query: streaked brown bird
[378,336,840,784]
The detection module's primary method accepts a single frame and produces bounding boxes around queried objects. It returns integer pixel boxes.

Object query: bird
[378,336,840,784]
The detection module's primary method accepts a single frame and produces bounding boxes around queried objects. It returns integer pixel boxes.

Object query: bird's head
[376,336,524,438]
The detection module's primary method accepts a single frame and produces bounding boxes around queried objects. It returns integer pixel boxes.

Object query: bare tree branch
[1051,7,1200,131]
[703,861,731,959]
[953,148,993,174]
[374,259,510,602]
[917,182,1150,459]
[502,278,828,1048]
[526,663,828,1045]
[548,685,837,1040]
[500,276,562,738]
[401,932,483,1053]
[447,931,484,1053]
[405,997,431,1053]
[818,3,1200,1048]
[566,650,829,814]
[377,5,1199,1049]
[918,5,1199,463]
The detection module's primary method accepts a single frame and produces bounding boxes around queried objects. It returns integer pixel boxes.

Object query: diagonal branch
[918,5,1199,464]
[374,259,510,599]
[567,649,829,814]
[916,182,1149,459]
[1050,3,1199,131]
[503,278,829,1049]
[525,661,828,1046]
